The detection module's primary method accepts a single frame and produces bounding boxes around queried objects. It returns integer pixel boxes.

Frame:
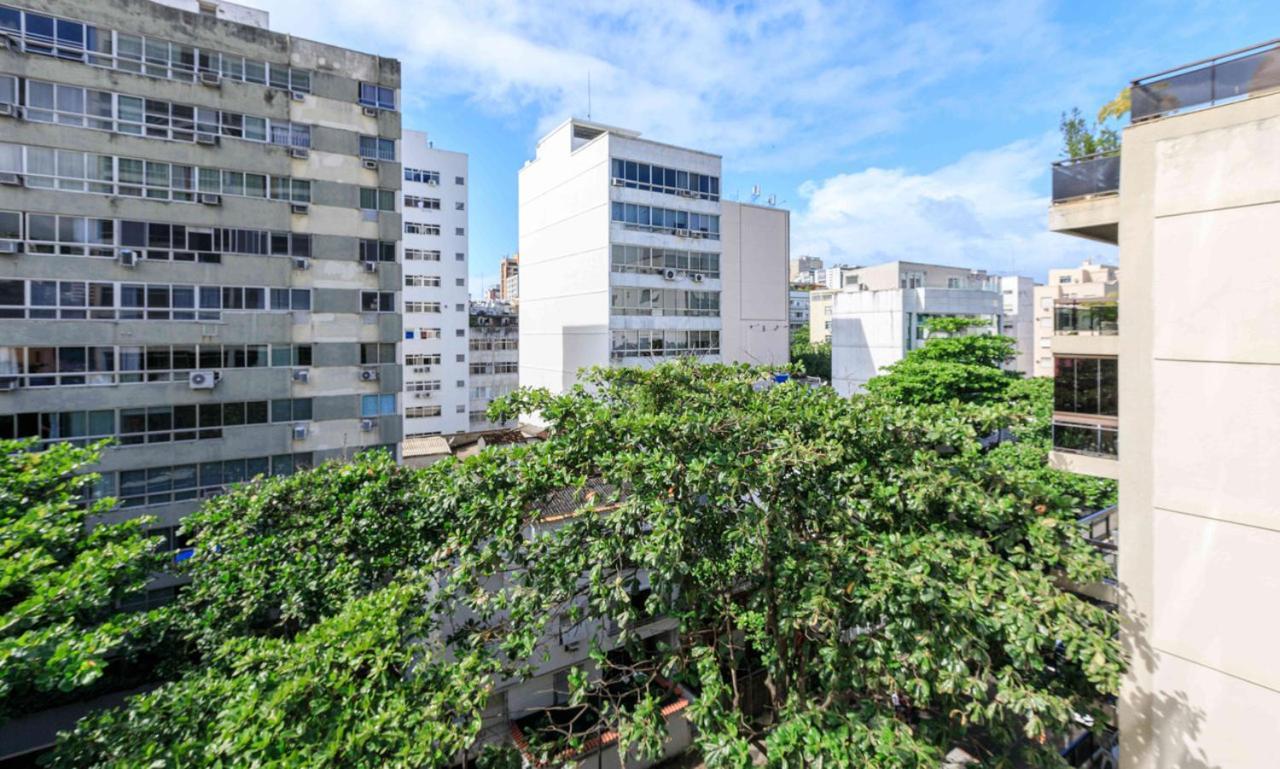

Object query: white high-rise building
[400,130,469,438]
[518,119,789,395]
[999,275,1036,375]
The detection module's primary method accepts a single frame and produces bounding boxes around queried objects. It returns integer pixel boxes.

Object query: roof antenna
[587,70,592,120]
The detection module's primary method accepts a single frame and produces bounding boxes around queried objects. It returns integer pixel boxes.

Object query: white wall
[720,201,790,367]
[999,275,1036,375]
[401,130,469,436]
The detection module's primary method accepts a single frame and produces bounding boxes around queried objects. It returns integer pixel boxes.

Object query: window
[0,278,305,321]
[1054,356,1118,416]
[115,453,311,508]
[455,227,465,236]
[610,329,720,359]
[610,245,720,278]
[455,278,466,287]
[610,158,719,201]
[404,248,440,261]
[455,202,465,211]
[405,353,441,366]
[405,405,442,418]
[610,287,720,317]
[404,195,440,210]
[404,167,440,185]
[456,252,465,261]
[417,328,441,339]
[359,187,396,212]
[455,176,464,185]
[358,135,395,161]
[360,239,396,263]
[360,343,396,365]
[404,301,441,313]
[609,202,720,239]
[360,394,397,417]
[405,275,441,288]
[358,83,396,110]
[361,291,395,313]
[405,380,441,392]
[405,222,441,236]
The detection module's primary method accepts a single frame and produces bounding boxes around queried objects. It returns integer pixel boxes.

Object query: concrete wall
[1117,90,1280,769]
[719,201,789,367]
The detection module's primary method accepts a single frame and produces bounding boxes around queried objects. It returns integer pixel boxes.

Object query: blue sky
[253,0,1280,292]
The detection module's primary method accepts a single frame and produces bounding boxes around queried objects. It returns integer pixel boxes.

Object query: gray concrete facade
[0,0,403,586]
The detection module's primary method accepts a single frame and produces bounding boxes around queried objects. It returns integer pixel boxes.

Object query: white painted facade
[401,130,469,437]
[830,287,1002,396]
[999,275,1036,375]
[518,119,788,396]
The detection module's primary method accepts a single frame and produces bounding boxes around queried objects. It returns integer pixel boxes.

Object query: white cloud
[792,134,1115,280]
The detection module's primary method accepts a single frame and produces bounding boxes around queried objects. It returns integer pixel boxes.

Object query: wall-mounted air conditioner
[359,368,379,382]
[188,370,218,389]
[292,423,309,440]
[292,368,310,384]
[292,257,310,270]
[199,193,222,206]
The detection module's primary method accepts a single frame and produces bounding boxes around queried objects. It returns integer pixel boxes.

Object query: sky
[251,0,1280,293]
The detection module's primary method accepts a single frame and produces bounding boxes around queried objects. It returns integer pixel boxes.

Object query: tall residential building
[819,260,1035,394]
[467,300,517,432]
[789,254,823,283]
[400,130,468,438]
[1048,40,1280,769]
[0,0,402,559]
[518,119,788,395]
[498,253,518,303]
[1031,259,1118,377]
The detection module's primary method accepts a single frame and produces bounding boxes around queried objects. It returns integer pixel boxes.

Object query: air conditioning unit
[188,370,218,389]
[362,106,379,117]
[291,203,310,215]
[199,71,222,87]
[413,392,432,400]
[289,91,306,102]
[675,228,690,238]
[691,272,705,283]
[412,366,431,374]
[292,368,310,383]
[0,103,15,118]
[289,147,309,160]
[199,193,222,206]
[0,172,23,187]
[117,249,138,268]
[359,368,379,382]
[360,418,377,431]
[0,378,19,392]
[361,159,379,170]
[291,423,308,440]
[362,261,378,273]
[0,240,18,254]
[195,133,219,146]
[611,178,625,186]
[292,256,310,270]
[662,268,678,281]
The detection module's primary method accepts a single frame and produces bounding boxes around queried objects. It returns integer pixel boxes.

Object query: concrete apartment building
[1032,259,1118,377]
[789,254,822,283]
[0,0,402,577]
[1047,40,1280,769]
[498,253,518,303]
[400,129,469,438]
[467,299,517,433]
[820,260,1034,394]
[788,288,810,335]
[518,119,788,396]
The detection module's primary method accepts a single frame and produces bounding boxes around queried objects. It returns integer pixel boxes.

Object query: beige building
[1032,260,1118,377]
[1047,39,1280,769]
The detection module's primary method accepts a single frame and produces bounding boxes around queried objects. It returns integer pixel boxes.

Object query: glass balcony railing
[1051,152,1120,203]
[1054,299,1118,336]
[1132,38,1280,122]
[1053,420,1118,458]
[1078,504,1118,579]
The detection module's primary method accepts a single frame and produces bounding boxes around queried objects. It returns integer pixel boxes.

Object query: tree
[41,361,1121,767]
[866,317,1018,405]
[790,338,831,381]
[1059,107,1120,159]
[0,439,171,722]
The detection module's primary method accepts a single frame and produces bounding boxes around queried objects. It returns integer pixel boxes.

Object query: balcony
[1052,299,1119,358]
[1131,38,1280,122]
[1048,153,1120,244]
[1050,419,1119,480]
[1070,505,1118,606]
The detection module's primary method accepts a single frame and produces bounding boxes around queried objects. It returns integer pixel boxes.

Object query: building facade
[467,300,517,433]
[1048,41,1280,769]
[788,288,810,335]
[498,253,518,303]
[400,129,468,438]
[820,260,1036,393]
[789,254,822,283]
[0,0,402,559]
[1031,259,1118,377]
[518,119,788,396]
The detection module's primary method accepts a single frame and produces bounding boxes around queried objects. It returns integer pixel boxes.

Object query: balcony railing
[1079,505,1118,579]
[1054,299,1119,336]
[1051,152,1120,203]
[1132,38,1280,122]
[1053,420,1118,458]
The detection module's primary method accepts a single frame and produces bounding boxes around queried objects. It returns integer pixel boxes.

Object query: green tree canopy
[0,439,171,722]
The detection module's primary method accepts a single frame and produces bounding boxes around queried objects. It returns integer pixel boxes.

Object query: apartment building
[518,119,788,396]
[789,288,810,335]
[400,129,468,438]
[1032,259,1118,377]
[467,300,517,433]
[821,260,1035,394]
[498,253,518,303]
[1047,40,1280,769]
[0,0,402,573]
[789,254,822,283]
